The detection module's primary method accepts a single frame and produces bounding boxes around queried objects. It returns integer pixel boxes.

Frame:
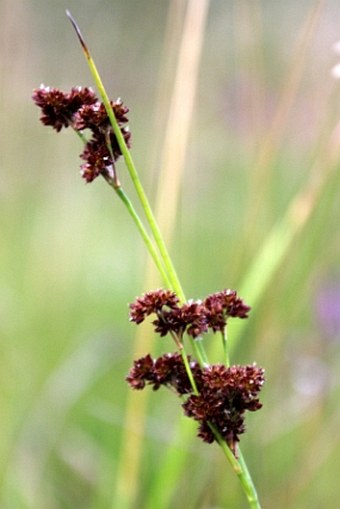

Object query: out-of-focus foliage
[1,1,340,508]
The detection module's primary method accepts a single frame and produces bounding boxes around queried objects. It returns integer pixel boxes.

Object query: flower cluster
[32,85,97,131]
[183,363,264,454]
[127,289,263,454]
[126,352,201,394]
[127,353,264,454]
[129,288,250,340]
[32,85,131,182]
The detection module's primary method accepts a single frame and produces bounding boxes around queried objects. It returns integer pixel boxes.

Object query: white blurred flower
[332,40,340,55]
[331,41,340,79]
[331,62,340,79]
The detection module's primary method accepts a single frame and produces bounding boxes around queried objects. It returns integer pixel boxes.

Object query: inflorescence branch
[32,12,265,508]
[127,288,263,456]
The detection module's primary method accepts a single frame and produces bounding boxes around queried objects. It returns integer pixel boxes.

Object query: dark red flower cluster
[129,288,250,339]
[32,85,131,182]
[126,353,265,452]
[129,289,180,324]
[32,85,97,132]
[182,363,264,453]
[204,289,250,332]
[126,352,202,394]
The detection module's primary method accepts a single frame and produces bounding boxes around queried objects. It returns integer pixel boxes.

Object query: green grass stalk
[67,10,263,509]
[66,9,185,302]
[113,186,172,289]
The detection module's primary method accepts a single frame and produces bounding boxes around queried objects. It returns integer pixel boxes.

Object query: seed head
[32,85,97,131]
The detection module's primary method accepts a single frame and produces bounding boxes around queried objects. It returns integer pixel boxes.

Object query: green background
[1,1,340,508]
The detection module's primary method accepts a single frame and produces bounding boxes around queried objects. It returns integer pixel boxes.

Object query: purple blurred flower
[315,283,340,340]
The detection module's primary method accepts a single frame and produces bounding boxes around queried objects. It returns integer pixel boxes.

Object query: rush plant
[32,11,265,509]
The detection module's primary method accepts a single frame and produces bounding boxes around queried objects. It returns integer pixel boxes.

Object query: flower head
[129,288,250,341]
[32,85,97,131]
[33,85,131,183]
[74,99,129,132]
[183,364,265,454]
[152,301,208,338]
[67,86,98,113]
[79,126,131,183]
[129,289,180,324]
[126,353,265,454]
[204,290,251,332]
[126,352,201,395]
[80,138,111,183]
[125,354,154,390]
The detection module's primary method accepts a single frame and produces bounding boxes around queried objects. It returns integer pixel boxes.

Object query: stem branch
[66,11,263,509]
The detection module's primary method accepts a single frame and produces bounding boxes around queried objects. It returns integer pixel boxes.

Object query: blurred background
[1,0,340,508]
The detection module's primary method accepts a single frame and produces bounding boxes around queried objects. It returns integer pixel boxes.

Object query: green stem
[67,12,262,508]
[112,139,260,507]
[113,186,172,289]
[210,425,262,509]
[221,327,230,367]
[67,13,185,301]
[72,117,171,289]
[68,11,208,367]
[114,178,208,373]
[192,338,209,366]
[237,449,262,509]
[106,95,185,301]
[74,128,88,144]
[114,171,261,506]
[180,347,198,394]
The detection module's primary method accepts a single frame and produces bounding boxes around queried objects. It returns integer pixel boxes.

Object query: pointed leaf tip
[66,9,89,58]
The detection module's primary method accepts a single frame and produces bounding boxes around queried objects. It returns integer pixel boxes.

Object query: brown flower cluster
[129,288,250,339]
[182,363,264,453]
[32,85,131,182]
[126,352,201,394]
[126,353,264,453]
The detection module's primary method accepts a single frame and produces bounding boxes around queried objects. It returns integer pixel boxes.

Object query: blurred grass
[1,0,340,508]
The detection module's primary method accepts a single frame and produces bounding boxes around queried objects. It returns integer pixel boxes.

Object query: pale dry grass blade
[244,0,326,236]
[154,0,210,243]
[112,2,210,508]
[218,117,340,361]
[233,0,266,152]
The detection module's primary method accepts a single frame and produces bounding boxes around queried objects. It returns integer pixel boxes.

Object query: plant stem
[107,96,186,301]
[221,327,230,367]
[67,11,263,508]
[113,185,172,289]
[74,129,88,144]
[66,9,185,301]
[237,449,262,509]
[111,125,261,508]
[67,11,210,370]
[72,121,171,289]
[210,425,262,509]
[180,347,198,394]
